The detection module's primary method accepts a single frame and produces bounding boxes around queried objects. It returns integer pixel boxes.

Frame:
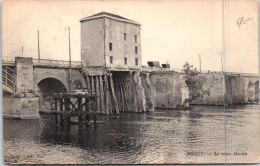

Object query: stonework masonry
[141,73,156,111]
[3,97,40,119]
[146,71,189,109]
[191,73,225,105]
[80,13,142,70]
[142,71,259,108]
[15,57,34,93]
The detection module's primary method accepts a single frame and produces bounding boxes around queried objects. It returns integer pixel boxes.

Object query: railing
[2,56,15,62]
[2,66,15,92]
[2,56,81,67]
[142,66,184,73]
[33,59,82,68]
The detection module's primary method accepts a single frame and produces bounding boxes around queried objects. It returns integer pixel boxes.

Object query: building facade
[80,12,142,71]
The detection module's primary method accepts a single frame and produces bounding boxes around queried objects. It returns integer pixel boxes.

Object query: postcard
[2,0,259,164]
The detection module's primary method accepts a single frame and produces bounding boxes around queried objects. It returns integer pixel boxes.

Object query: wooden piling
[94,115,97,124]
[131,77,138,112]
[121,78,129,112]
[95,76,100,113]
[109,74,119,114]
[85,97,90,122]
[116,77,124,112]
[125,78,133,112]
[54,98,58,123]
[86,76,91,93]
[104,75,110,114]
[119,78,126,112]
[78,97,83,126]
[99,75,105,114]
[65,98,71,125]
[60,97,64,124]
[91,76,95,94]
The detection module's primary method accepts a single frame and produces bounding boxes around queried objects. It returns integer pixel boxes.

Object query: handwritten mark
[237,17,252,28]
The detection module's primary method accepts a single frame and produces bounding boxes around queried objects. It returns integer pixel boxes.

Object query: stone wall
[191,73,225,105]
[243,76,259,103]
[15,57,34,93]
[148,71,189,109]
[226,75,246,105]
[141,73,156,111]
[133,72,146,112]
[190,73,256,106]
[104,18,142,69]
[3,96,39,119]
[81,18,105,67]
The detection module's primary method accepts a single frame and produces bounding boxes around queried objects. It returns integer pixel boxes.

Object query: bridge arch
[37,77,68,110]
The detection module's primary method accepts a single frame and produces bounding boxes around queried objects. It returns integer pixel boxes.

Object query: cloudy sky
[2,0,259,74]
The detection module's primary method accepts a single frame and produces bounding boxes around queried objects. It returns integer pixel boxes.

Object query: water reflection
[3,105,260,164]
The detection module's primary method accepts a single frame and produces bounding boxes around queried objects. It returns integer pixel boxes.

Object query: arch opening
[37,78,67,110]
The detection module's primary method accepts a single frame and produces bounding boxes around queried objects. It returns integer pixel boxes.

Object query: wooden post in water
[121,78,129,112]
[60,97,64,124]
[131,76,138,112]
[104,75,110,114]
[99,76,105,114]
[109,74,119,114]
[94,115,97,124]
[86,76,91,93]
[65,98,71,126]
[95,76,100,113]
[78,97,83,127]
[54,98,58,123]
[119,78,125,112]
[85,97,90,122]
[91,76,95,94]
[107,77,113,114]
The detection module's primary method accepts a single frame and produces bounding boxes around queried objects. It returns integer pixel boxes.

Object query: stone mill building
[80,12,142,72]
[80,12,153,114]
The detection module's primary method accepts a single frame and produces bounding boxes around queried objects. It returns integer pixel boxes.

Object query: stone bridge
[2,57,87,118]
[3,57,86,95]
[2,57,259,119]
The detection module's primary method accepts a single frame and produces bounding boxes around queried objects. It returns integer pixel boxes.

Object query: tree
[182,62,210,108]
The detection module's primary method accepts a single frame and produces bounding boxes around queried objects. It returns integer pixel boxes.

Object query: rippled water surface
[4,105,260,164]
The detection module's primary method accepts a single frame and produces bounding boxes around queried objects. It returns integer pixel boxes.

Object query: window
[109,43,113,51]
[124,58,127,65]
[135,58,138,66]
[124,33,127,41]
[134,35,137,42]
[135,46,138,54]
[110,56,113,64]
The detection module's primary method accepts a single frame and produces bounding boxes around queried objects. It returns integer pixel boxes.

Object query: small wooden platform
[52,92,99,126]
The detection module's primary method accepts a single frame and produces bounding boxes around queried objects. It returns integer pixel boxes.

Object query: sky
[2,0,259,74]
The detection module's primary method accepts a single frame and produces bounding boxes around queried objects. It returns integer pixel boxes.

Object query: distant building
[80,12,142,71]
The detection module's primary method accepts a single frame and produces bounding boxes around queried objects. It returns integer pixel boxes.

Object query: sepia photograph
[2,0,260,164]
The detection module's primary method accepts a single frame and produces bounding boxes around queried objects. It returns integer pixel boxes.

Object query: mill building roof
[80,12,141,26]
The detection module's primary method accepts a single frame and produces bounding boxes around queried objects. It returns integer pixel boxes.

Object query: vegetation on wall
[182,62,210,108]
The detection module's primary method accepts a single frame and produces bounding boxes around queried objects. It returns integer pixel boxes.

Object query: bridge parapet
[33,59,82,68]
[2,56,82,69]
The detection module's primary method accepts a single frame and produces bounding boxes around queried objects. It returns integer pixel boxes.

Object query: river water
[3,105,260,164]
